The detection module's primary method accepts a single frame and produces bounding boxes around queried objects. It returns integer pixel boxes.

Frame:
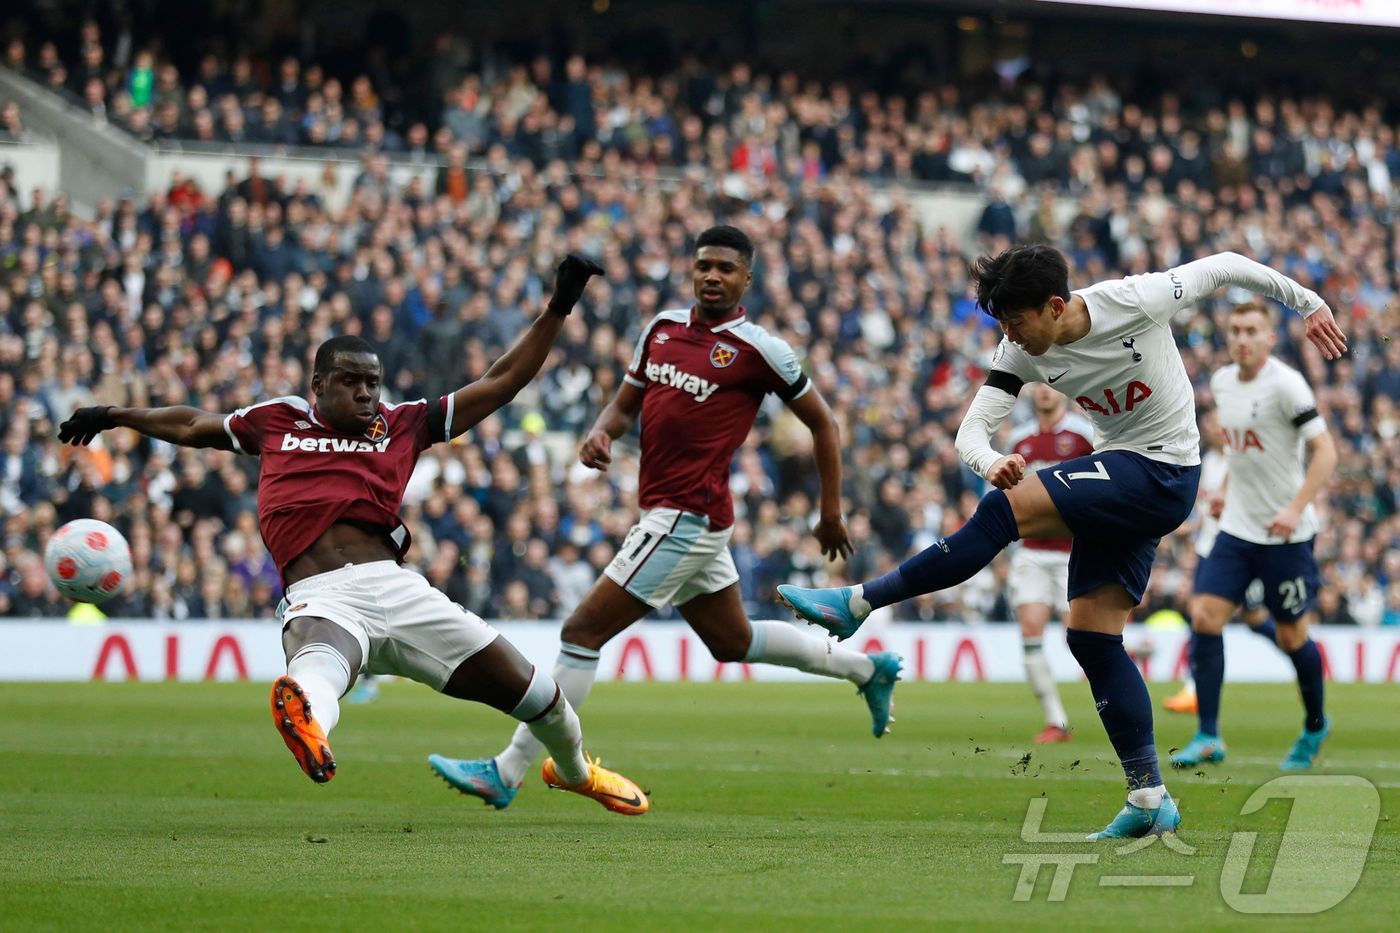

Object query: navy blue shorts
[1039,450,1200,605]
[1194,531,1321,622]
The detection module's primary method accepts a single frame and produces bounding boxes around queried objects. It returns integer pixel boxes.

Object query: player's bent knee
[283,615,364,672]
[559,611,611,651]
[1187,596,1230,634]
[1276,621,1309,652]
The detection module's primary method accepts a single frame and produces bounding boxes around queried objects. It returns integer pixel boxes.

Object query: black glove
[547,254,605,316]
[58,406,115,446]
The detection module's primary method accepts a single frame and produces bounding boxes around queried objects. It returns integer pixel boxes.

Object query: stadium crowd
[0,27,1398,625]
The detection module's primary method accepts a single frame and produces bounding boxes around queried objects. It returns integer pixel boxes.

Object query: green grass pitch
[2,679,1396,930]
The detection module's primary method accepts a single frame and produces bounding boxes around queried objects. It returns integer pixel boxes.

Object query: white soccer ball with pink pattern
[44,519,133,605]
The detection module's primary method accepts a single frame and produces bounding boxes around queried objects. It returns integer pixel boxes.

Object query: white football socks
[286,644,351,735]
[495,642,600,786]
[745,619,876,684]
[848,584,874,620]
[1023,638,1068,729]
[507,665,589,786]
[1128,784,1167,810]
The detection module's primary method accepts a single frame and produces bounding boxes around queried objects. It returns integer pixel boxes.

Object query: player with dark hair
[780,245,1346,838]
[429,224,902,810]
[1171,301,1336,771]
[59,256,652,814]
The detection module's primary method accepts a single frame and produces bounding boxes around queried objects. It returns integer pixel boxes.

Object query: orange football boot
[271,676,336,783]
[1033,724,1072,744]
[541,755,649,815]
[1163,688,1198,714]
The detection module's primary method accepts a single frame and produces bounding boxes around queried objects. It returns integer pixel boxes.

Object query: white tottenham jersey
[1210,357,1327,544]
[965,252,1325,477]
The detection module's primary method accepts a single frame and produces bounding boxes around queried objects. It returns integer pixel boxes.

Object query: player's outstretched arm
[785,387,853,560]
[1155,252,1347,359]
[578,381,643,472]
[59,405,233,450]
[955,378,1024,489]
[446,254,603,439]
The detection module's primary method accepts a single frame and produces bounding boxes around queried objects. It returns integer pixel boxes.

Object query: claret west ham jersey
[1009,413,1096,551]
[623,307,809,530]
[223,394,452,576]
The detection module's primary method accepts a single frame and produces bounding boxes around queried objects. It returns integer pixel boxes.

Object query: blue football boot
[1170,732,1227,768]
[1086,792,1181,840]
[776,584,869,639]
[428,754,521,810]
[858,652,902,738]
[1280,717,1330,770]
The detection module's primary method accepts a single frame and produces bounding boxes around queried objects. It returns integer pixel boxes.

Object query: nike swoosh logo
[1048,370,1069,384]
[1053,469,1069,488]
[599,791,643,807]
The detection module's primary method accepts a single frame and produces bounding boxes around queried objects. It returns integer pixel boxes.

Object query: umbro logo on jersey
[294,420,311,429]
[654,332,669,344]
[1048,370,1069,384]
[643,360,719,402]
[280,433,390,453]
[710,341,739,368]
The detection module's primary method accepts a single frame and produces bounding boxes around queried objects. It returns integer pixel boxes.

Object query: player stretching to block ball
[780,246,1346,838]
[1006,383,1094,744]
[430,225,901,810]
[58,256,651,815]
[1171,301,1336,772]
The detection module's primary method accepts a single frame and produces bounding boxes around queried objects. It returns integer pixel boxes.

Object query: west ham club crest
[710,341,739,368]
[364,413,389,441]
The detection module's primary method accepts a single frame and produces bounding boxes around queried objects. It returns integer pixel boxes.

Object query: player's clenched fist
[579,429,613,471]
[987,453,1026,489]
[59,406,115,446]
[547,254,606,316]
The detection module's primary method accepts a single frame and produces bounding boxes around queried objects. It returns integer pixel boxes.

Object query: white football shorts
[604,508,739,609]
[277,560,498,691]
[1009,546,1071,613]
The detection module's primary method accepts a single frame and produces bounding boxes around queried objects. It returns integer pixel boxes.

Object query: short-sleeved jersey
[223,394,452,577]
[1010,413,1096,551]
[623,307,810,530]
[987,253,1324,469]
[1210,357,1327,544]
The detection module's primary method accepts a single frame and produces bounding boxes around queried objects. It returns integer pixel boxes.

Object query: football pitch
[3,679,1396,930]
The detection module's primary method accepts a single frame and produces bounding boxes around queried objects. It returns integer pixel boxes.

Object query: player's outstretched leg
[272,646,350,783]
[743,619,902,736]
[779,489,1020,639]
[684,584,903,738]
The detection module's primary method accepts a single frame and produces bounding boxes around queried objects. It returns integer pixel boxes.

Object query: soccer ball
[44,519,133,605]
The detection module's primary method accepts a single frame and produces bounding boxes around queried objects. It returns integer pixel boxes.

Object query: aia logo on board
[364,413,389,441]
[710,341,739,368]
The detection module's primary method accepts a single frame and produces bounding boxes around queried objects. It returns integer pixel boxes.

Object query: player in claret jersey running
[58,256,651,815]
[780,245,1347,838]
[431,225,901,811]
